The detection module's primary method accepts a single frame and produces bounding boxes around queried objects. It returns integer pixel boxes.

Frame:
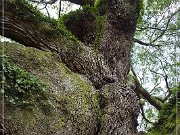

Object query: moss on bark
[147,85,180,135]
[1,42,100,135]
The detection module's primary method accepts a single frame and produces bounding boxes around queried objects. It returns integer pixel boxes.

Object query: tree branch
[139,103,154,124]
[0,0,114,89]
[130,64,163,110]
[149,68,172,102]
[29,0,95,5]
[150,9,180,44]
[137,26,165,32]
[133,38,161,47]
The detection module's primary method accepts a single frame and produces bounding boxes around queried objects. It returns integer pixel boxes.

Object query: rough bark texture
[1,0,115,89]
[0,0,141,134]
[100,0,139,82]
[62,11,97,45]
[99,83,139,135]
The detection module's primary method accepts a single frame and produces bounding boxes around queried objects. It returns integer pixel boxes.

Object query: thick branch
[99,0,140,82]
[131,64,163,110]
[0,0,114,88]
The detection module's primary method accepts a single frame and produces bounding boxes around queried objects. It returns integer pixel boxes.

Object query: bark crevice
[0,0,142,134]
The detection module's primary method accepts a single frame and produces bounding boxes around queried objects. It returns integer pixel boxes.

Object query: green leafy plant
[0,55,52,113]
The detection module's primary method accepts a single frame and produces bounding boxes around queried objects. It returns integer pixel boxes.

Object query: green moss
[57,1,106,49]
[94,15,105,46]
[58,5,94,28]
[0,54,52,113]
[3,42,100,134]
[147,86,179,135]
[9,0,56,25]
[137,0,145,24]
[3,42,57,71]
[57,5,97,42]
[56,63,100,115]
[8,0,81,41]
[94,0,109,15]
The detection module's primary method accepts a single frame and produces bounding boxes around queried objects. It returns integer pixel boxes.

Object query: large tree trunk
[0,0,141,134]
[97,1,140,134]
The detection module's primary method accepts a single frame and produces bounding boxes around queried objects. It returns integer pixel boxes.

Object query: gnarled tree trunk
[0,0,141,134]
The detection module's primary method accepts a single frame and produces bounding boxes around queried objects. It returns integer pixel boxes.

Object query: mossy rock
[1,42,100,135]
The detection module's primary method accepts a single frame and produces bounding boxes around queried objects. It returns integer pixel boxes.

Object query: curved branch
[0,0,114,89]
[139,103,154,124]
[133,38,161,47]
[130,64,163,110]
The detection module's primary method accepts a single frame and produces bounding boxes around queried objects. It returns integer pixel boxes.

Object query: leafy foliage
[0,54,52,113]
[147,85,180,135]
[132,0,179,131]
[146,0,175,11]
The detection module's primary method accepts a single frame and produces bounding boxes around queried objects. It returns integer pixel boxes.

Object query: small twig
[149,81,161,94]
[150,9,180,44]
[137,26,165,32]
[133,38,161,47]
[38,3,48,10]
[29,0,58,4]
[58,0,61,18]
[149,70,172,102]
[149,68,164,77]
[163,75,172,102]
[140,103,154,124]
[148,56,172,102]
[45,5,50,18]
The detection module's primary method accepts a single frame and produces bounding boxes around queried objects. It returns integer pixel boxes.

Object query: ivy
[0,55,52,113]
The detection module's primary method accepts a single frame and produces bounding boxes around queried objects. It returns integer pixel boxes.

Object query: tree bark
[0,0,141,134]
[97,1,140,134]
[0,0,115,89]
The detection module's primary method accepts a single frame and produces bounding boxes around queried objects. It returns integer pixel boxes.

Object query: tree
[132,0,179,132]
[0,0,179,134]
